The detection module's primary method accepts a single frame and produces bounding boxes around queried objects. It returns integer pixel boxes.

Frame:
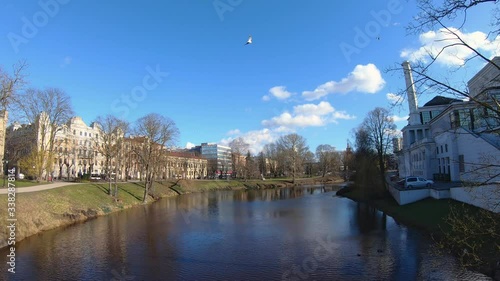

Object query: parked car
[17,173,25,180]
[398,176,434,189]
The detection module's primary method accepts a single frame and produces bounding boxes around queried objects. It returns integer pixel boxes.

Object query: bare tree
[261,143,280,178]
[94,115,128,197]
[316,144,337,177]
[12,88,73,180]
[0,60,28,111]
[244,151,259,179]
[0,61,28,165]
[360,107,398,186]
[276,133,309,184]
[228,137,250,179]
[132,113,179,203]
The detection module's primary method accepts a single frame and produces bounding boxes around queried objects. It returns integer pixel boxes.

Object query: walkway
[0,181,80,194]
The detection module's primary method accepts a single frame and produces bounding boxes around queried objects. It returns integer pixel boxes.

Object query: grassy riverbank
[0,177,339,249]
[337,184,500,279]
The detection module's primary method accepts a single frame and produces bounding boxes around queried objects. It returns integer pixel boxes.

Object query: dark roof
[423,96,463,107]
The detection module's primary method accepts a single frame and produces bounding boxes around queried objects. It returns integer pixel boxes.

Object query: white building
[398,57,500,183]
[5,115,107,179]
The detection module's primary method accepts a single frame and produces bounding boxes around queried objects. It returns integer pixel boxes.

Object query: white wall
[450,185,500,213]
[455,128,500,183]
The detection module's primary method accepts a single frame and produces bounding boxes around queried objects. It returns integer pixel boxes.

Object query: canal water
[0,186,492,280]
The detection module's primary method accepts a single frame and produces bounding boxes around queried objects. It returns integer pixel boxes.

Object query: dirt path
[0,182,79,194]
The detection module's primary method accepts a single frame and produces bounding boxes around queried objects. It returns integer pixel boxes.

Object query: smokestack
[402,61,420,125]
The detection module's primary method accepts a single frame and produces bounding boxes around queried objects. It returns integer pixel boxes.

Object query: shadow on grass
[156,180,183,195]
[90,183,109,195]
[118,186,143,201]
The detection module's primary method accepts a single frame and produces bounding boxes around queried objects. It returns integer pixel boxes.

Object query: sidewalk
[0,181,79,194]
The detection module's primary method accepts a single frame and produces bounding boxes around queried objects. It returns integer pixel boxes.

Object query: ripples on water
[0,185,493,280]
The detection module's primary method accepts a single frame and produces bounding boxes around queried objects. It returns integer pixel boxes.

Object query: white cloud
[302,64,386,101]
[390,115,409,122]
[221,102,356,154]
[400,28,500,66]
[387,92,403,104]
[227,129,241,135]
[185,142,196,149]
[294,101,334,116]
[60,56,72,68]
[262,112,325,128]
[270,86,292,100]
[220,128,277,155]
[330,111,356,123]
[263,86,293,101]
[262,101,355,129]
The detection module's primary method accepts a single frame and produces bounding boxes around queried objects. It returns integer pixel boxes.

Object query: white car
[17,173,25,180]
[398,176,434,188]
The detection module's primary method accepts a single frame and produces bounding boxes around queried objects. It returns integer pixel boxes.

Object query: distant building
[122,137,208,180]
[397,57,500,183]
[5,114,208,181]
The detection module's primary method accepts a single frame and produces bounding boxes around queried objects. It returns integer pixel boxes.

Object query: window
[421,111,432,124]
[80,131,82,136]
[445,144,448,153]
[436,147,439,155]
[440,146,443,153]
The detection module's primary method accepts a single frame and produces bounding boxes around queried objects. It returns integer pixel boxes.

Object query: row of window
[436,144,448,154]
[437,157,450,174]
[72,129,98,139]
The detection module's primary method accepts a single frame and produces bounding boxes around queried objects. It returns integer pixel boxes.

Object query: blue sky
[1,0,498,154]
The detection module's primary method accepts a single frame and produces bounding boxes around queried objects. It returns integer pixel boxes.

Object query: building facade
[397,57,500,183]
[199,143,232,178]
[5,115,107,179]
[5,115,208,181]
[121,137,208,180]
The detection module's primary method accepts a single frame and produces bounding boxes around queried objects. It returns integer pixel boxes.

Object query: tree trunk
[142,178,149,203]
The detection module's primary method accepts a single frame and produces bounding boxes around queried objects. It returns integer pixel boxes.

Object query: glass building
[200,143,232,178]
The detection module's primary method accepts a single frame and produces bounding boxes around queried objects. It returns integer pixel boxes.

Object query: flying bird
[245,35,252,45]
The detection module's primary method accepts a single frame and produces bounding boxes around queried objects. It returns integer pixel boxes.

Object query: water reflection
[0,185,492,280]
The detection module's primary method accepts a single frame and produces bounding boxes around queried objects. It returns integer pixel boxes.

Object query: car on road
[397,176,434,189]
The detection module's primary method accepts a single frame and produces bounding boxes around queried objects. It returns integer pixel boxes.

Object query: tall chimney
[402,61,420,125]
